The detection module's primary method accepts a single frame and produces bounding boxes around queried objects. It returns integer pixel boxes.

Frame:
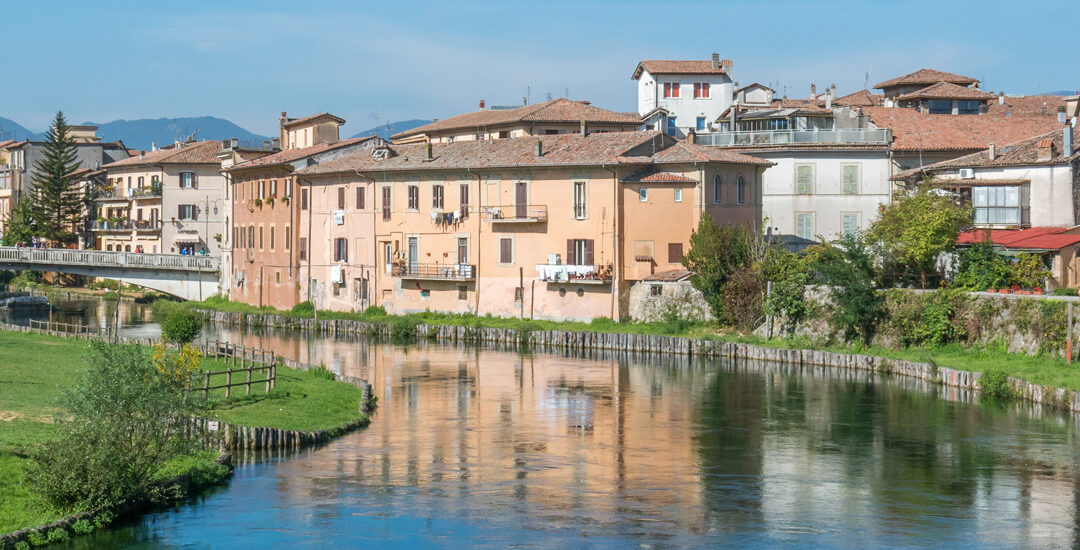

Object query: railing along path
[0,246,218,272]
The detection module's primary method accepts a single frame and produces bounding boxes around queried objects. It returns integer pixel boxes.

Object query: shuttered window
[795,164,814,194]
[269,226,275,250]
[334,238,348,262]
[459,183,470,218]
[407,185,419,210]
[356,187,365,209]
[382,186,391,220]
[301,189,309,210]
[566,239,594,266]
[299,237,307,260]
[842,164,859,195]
[668,243,683,264]
[499,238,512,264]
[796,213,813,240]
[432,184,444,209]
[337,187,346,209]
[285,226,291,251]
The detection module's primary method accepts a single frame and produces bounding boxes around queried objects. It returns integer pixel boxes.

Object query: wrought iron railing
[482,205,548,222]
[393,262,475,280]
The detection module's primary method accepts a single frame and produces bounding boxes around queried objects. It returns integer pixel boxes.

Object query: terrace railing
[694,128,891,147]
[393,262,476,280]
[0,246,218,272]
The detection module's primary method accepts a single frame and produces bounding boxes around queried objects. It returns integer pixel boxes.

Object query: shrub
[15,541,30,550]
[25,532,45,547]
[909,289,968,347]
[952,237,1011,291]
[71,519,94,535]
[92,510,115,530]
[681,213,753,320]
[980,370,1017,401]
[722,265,764,332]
[311,364,336,380]
[46,528,70,544]
[811,236,883,344]
[160,309,204,344]
[290,301,315,317]
[761,246,811,331]
[1011,253,1051,288]
[1052,288,1078,296]
[389,317,419,342]
[362,306,387,317]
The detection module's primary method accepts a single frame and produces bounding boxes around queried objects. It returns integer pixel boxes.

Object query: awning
[173,232,202,244]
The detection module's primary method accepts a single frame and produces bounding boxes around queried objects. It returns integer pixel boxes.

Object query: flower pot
[987,288,997,293]
[1034,289,1044,295]
[1000,289,1010,294]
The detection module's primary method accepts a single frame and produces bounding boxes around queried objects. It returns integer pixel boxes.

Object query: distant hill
[0,117,43,141]
[350,119,431,140]
[86,117,268,150]
[1040,90,1078,96]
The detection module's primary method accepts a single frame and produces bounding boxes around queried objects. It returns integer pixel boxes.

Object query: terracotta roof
[102,140,221,168]
[227,136,374,171]
[863,107,1062,152]
[910,177,1033,185]
[988,95,1068,118]
[281,113,344,129]
[297,131,770,176]
[736,82,774,94]
[0,139,16,150]
[620,169,697,183]
[957,227,1080,250]
[642,269,694,282]
[632,59,730,79]
[874,68,979,89]
[834,89,883,107]
[392,98,640,140]
[771,98,830,112]
[891,128,1077,179]
[896,82,997,101]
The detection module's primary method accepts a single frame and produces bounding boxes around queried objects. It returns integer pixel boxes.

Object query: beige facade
[92,165,163,253]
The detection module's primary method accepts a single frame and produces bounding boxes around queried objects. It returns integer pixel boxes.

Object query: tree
[681,213,752,320]
[811,236,883,345]
[1011,253,1051,288]
[1,197,34,246]
[32,342,207,510]
[160,309,204,345]
[951,233,1011,291]
[761,246,812,332]
[868,185,971,288]
[28,111,84,243]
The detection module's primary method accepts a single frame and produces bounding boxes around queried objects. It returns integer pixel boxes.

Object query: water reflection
[17,297,1080,547]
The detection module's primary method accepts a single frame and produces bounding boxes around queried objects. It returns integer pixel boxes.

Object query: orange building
[294,131,769,320]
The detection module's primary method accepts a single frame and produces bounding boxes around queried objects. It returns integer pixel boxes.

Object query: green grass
[0,330,363,534]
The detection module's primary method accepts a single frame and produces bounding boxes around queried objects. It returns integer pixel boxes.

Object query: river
[8,295,1080,548]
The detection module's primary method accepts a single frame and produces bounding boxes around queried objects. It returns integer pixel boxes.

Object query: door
[515,182,527,219]
[408,237,419,273]
[383,242,393,274]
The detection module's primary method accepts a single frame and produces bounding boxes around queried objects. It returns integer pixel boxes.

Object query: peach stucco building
[293,131,769,321]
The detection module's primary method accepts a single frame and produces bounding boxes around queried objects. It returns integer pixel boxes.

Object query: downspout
[694,162,705,220]
[602,163,619,321]
[355,169,377,309]
[301,175,313,304]
[467,168,482,314]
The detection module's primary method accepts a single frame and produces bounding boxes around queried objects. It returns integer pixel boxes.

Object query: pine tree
[28,111,84,243]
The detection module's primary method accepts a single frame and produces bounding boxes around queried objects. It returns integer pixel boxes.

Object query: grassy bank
[0,330,364,534]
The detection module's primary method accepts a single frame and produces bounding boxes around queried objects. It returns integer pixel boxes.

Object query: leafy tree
[681,213,752,320]
[1,197,34,246]
[951,234,1011,290]
[160,309,204,345]
[869,185,971,288]
[761,246,812,332]
[32,342,207,510]
[1011,253,1051,288]
[28,111,84,243]
[722,264,765,332]
[811,235,883,344]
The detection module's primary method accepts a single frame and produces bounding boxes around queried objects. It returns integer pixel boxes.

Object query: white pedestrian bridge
[0,247,219,300]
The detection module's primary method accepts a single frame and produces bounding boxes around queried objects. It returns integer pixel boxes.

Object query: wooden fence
[28,319,95,335]
[199,340,276,398]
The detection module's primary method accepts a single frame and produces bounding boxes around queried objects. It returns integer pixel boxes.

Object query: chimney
[271,137,280,149]
[1065,126,1074,157]
[988,142,996,161]
[810,83,817,99]
[711,53,719,70]
[825,95,832,110]
[978,104,989,115]
[151,141,157,152]
[1042,102,1047,116]
[1059,106,1068,124]
[263,140,271,149]
[830,83,837,99]
[1037,139,1053,161]
[534,139,543,157]
[523,96,528,106]
[424,141,433,160]
[687,129,695,143]
[230,137,238,149]
[720,59,732,74]
[479,99,486,111]
[730,106,737,131]
[580,120,587,136]
[998,95,1006,105]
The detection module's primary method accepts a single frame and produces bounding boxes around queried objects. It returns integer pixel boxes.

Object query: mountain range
[349,119,431,139]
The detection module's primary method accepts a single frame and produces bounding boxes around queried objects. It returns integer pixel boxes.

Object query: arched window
[713,175,722,204]
[106,244,113,251]
[736,176,745,205]
[125,245,131,252]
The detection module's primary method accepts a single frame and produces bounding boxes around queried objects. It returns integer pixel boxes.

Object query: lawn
[0,330,365,534]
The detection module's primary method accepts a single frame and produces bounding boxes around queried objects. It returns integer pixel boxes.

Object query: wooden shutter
[299,237,307,260]
[460,183,469,218]
[356,187,365,209]
[177,205,184,218]
[566,239,574,265]
[301,189,309,210]
[663,83,670,98]
[337,187,345,209]
[344,238,348,262]
[382,186,391,220]
[500,238,512,264]
[668,243,683,264]
[584,239,594,266]
[702,82,710,97]
[192,172,198,189]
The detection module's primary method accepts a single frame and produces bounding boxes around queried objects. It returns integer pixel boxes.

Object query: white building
[633,54,734,138]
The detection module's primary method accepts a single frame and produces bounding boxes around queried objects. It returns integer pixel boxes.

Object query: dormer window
[663,83,681,98]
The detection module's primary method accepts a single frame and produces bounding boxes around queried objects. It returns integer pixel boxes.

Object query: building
[225,111,376,310]
[873,68,980,100]
[633,54,734,137]
[291,130,770,321]
[96,140,223,254]
[391,98,641,144]
[217,138,281,293]
[956,227,1080,289]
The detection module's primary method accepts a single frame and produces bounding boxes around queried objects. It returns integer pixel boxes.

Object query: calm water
[13,296,1080,548]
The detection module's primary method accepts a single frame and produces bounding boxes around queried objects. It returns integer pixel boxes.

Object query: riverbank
[0,329,369,537]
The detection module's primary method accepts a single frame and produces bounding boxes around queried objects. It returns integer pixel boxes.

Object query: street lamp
[197,196,221,255]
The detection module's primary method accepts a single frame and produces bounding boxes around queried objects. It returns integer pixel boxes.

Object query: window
[693,82,710,98]
[498,130,510,139]
[432,184,444,209]
[284,177,292,197]
[663,82,680,98]
[337,187,346,209]
[639,188,648,202]
[842,164,860,195]
[247,226,254,249]
[458,285,468,300]
[382,186,391,220]
[842,213,860,238]
[177,204,196,220]
[668,243,683,264]
[276,272,280,284]
[674,188,683,202]
[973,186,1023,225]
[269,226,275,250]
[299,237,307,260]
[407,185,419,210]
[696,117,706,131]
[666,116,678,136]
[544,129,559,135]
[334,237,348,262]
[138,176,144,186]
[573,182,587,219]
[457,237,469,264]
[499,238,513,264]
[285,226,291,251]
[259,180,265,199]
[233,227,238,249]
[736,177,745,205]
[566,239,594,266]
[180,172,195,189]
[796,213,814,240]
[151,175,159,185]
[270,179,278,197]
[301,189,309,210]
[355,187,365,209]
[459,183,469,218]
[713,175,722,204]
[928,99,952,114]
[795,164,814,194]
[958,100,982,115]
[650,284,662,296]
[259,227,263,249]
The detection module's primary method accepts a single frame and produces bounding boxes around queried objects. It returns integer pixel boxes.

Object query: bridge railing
[0,247,218,273]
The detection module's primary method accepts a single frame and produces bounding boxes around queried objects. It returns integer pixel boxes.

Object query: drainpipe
[301,175,313,304]
[467,168,483,315]
[694,162,705,220]
[602,163,620,321]
[355,169,377,309]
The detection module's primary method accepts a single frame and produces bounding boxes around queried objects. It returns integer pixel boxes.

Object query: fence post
[204,372,210,399]
[246,364,252,396]
[225,368,232,398]
[265,360,271,394]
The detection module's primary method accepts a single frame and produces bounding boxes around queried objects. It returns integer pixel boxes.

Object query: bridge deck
[0,247,219,273]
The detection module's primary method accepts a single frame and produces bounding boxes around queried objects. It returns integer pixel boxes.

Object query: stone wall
[627,280,713,322]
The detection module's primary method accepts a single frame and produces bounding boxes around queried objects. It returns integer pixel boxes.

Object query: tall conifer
[28,111,83,243]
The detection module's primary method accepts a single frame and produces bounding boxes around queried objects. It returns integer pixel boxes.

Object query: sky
[2,0,1077,137]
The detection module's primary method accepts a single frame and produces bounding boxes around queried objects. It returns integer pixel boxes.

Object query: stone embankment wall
[196,309,1080,414]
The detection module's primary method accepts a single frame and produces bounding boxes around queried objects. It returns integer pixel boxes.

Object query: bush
[71,519,94,535]
[980,370,1017,401]
[681,213,753,320]
[952,238,1011,291]
[908,289,968,347]
[761,247,811,331]
[25,532,45,548]
[290,301,315,316]
[160,309,203,344]
[722,265,764,332]
[1052,288,1078,296]
[362,305,387,317]
[15,541,30,550]
[812,236,883,344]
[46,528,70,544]
[1011,253,1050,288]
[92,510,115,530]
[389,317,419,342]
[311,364,336,380]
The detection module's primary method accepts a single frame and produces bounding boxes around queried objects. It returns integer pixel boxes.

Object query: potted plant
[1033,287,1045,295]
[266,196,275,207]
[1010,284,1021,294]
[282,195,290,204]
[254,198,263,207]
[987,288,997,293]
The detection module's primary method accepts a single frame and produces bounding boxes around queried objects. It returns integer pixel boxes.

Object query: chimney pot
[1065,126,1074,157]
[281,111,287,118]
[580,120,587,136]
[479,99,485,110]
[810,83,817,99]
[534,139,543,157]
[988,142,996,161]
[424,141,433,160]
[1058,106,1068,124]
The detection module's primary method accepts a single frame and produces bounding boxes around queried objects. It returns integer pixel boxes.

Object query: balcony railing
[694,128,891,147]
[131,184,162,199]
[91,220,161,232]
[535,264,613,284]
[482,205,548,223]
[393,262,475,281]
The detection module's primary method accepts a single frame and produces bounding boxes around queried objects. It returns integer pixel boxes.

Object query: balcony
[482,205,548,223]
[131,184,162,199]
[694,128,891,147]
[393,262,475,281]
[91,219,161,232]
[535,264,613,285]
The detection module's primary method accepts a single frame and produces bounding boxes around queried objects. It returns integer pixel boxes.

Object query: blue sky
[3,0,1077,137]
